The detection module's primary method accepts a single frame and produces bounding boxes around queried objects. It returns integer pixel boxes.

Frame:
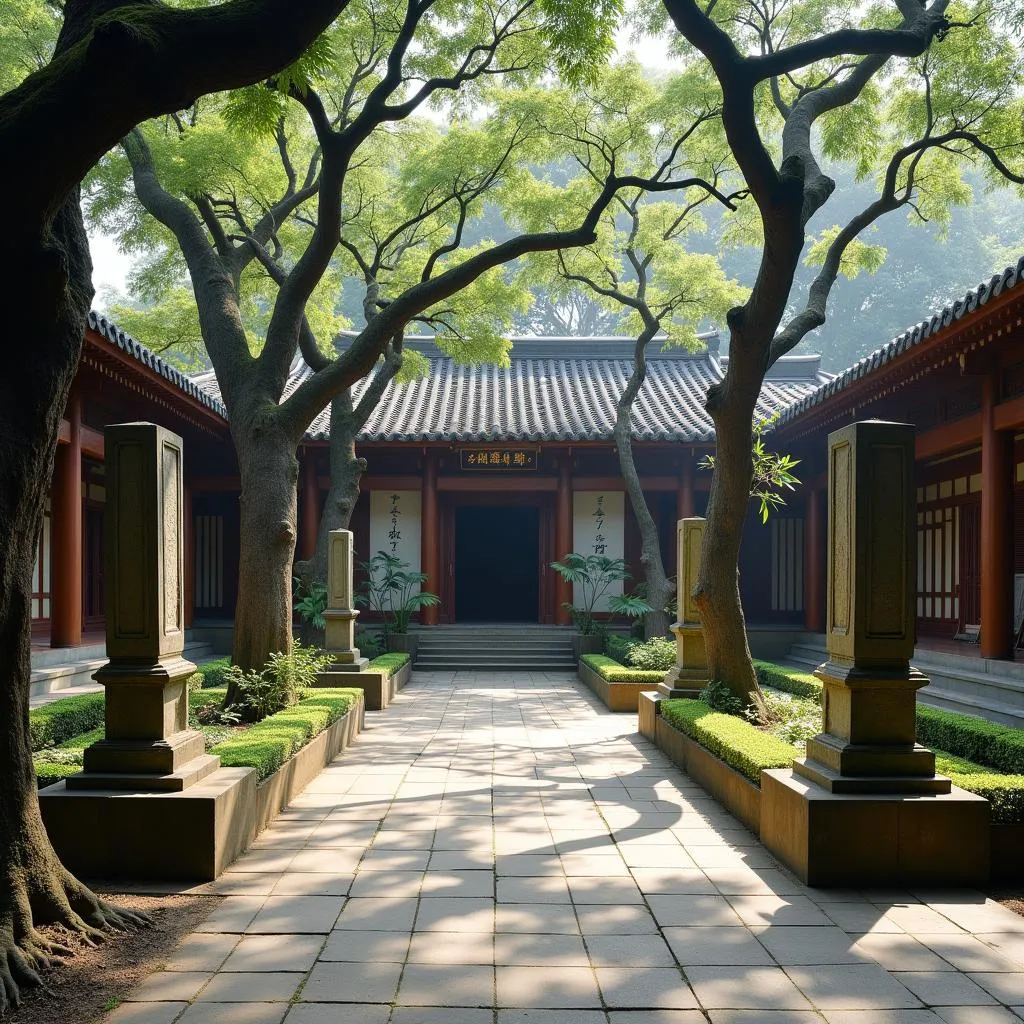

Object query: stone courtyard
[108,671,1024,1024]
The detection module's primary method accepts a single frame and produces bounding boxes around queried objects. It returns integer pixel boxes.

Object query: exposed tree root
[0,868,150,1014]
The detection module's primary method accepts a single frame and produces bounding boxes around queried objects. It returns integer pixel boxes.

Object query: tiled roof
[777,254,1024,428]
[191,335,828,444]
[88,312,228,418]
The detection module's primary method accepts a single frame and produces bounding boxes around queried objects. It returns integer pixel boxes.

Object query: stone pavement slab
[111,670,1024,1024]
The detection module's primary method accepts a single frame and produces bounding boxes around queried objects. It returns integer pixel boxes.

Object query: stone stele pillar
[760,420,989,887]
[40,424,257,881]
[320,529,368,673]
[658,517,708,699]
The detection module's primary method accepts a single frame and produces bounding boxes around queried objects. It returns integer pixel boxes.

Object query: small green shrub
[604,633,638,664]
[625,637,676,671]
[224,642,333,723]
[660,698,798,786]
[581,654,663,684]
[29,693,106,751]
[368,653,409,678]
[356,628,383,659]
[699,679,746,717]
[191,657,233,689]
[211,688,361,781]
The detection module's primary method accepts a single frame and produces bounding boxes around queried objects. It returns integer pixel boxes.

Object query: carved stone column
[70,423,216,791]
[41,423,259,882]
[658,517,708,699]
[760,420,989,887]
[319,529,368,673]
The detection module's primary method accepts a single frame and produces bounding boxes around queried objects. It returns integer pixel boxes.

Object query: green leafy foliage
[211,688,361,781]
[357,552,440,636]
[917,706,1024,776]
[753,661,823,699]
[581,654,664,684]
[933,752,1024,824]
[222,641,333,723]
[550,553,652,634]
[294,580,329,631]
[604,633,639,664]
[190,657,234,690]
[698,679,746,717]
[28,694,106,752]
[368,653,410,678]
[624,637,676,671]
[355,628,384,659]
[660,699,799,786]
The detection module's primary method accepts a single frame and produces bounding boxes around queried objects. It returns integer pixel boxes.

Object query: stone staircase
[784,636,1024,728]
[30,639,215,700]
[413,625,577,672]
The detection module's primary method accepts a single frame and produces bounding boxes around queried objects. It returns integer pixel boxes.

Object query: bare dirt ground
[6,892,220,1024]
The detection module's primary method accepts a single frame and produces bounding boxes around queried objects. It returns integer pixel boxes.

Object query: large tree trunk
[229,413,300,678]
[613,420,673,641]
[0,196,144,1011]
[304,396,364,588]
[695,380,766,717]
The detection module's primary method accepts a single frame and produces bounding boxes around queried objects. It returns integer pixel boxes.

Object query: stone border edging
[640,692,1021,882]
[577,659,660,712]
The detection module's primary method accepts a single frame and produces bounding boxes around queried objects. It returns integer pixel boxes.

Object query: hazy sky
[88,30,675,304]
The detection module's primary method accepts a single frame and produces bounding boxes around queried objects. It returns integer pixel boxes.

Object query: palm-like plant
[550,553,652,635]
[357,551,441,636]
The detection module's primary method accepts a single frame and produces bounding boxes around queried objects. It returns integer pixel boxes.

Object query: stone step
[416,642,574,653]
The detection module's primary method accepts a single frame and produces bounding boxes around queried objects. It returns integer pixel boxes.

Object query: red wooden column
[421,451,441,625]
[555,459,573,625]
[677,452,695,520]
[981,372,1014,659]
[299,450,319,562]
[804,486,825,634]
[51,392,82,647]
[184,481,194,629]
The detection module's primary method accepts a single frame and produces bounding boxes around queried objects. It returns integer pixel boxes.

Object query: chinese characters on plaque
[460,449,539,470]
[591,495,607,555]
[387,493,401,554]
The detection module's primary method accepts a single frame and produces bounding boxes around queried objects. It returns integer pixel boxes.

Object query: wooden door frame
[440,491,555,624]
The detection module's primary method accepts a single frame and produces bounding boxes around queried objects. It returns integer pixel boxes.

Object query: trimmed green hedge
[661,698,798,786]
[29,693,106,751]
[933,751,1024,824]
[368,653,410,678]
[605,634,639,664]
[756,660,1024,776]
[190,656,233,689]
[211,687,361,782]
[754,661,823,699]
[582,654,664,684]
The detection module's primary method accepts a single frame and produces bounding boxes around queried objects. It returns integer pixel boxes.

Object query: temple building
[31,256,1024,724]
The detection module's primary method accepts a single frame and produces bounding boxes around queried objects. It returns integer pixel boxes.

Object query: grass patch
[368,653,410,678]
[661,698,799,786]
[210,687,362,782]
[582,654,664,684]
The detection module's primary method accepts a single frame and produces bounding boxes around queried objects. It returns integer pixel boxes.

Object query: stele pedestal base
[39,767,258,882]
[760,768,990,887]
[659,622,706,699]
[638,689,662,741]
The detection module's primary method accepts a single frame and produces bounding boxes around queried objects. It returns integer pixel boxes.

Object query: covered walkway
[110,672,1024,1023]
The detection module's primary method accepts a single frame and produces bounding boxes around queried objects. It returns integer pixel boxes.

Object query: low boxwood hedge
[755,660,1024,776]
[660,698,799,786]
[29,693,106,751]
[582,654,664,684]
[933,750,1024,824]
[754,661,823,699]
[605,634,639,664]
[190,656,233,689]
[368,653,410,678]
[210,687,361,782]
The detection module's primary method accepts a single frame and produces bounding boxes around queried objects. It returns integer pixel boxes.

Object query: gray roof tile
[776,254,1024,428]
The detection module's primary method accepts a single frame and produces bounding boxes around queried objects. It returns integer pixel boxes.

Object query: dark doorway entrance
[455,505,539,622]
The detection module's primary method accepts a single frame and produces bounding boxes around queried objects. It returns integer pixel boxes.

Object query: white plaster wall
[369,491,422,587]
[572,490,625,610]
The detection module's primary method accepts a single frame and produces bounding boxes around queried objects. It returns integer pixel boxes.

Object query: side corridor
[110,672,1024,1024]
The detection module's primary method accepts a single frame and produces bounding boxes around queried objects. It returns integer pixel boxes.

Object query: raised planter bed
[338,658,412,711]
[578,656,662,712]
[643,693,1022,884]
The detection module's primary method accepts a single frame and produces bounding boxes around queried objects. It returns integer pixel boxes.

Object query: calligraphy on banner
[460,449,539,471]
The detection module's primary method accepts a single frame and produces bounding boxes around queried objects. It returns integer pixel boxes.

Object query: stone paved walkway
[110,671,1024,1024]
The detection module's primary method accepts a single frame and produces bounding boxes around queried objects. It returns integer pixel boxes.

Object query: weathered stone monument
[318,529,368,674]
[659,517,708,700]
[40,423,256,880]
[760,420,989,886]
